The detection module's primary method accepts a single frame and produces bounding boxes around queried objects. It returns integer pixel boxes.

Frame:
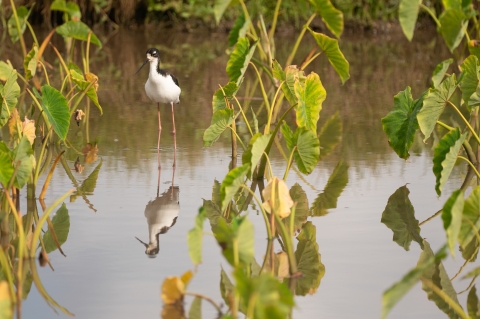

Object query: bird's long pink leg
[171,102,177,168]
[157,102,162,171]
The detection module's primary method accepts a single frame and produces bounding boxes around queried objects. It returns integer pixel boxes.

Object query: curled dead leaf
[262,177,293,218]
[74,109,85,126]
[161,277,185,304]
[22,117,36,145]
[74,157,84,173]
[85,72,99,91]
[8,109,36,145]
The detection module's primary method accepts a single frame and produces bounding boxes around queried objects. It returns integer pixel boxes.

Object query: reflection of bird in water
[136,186,179,257]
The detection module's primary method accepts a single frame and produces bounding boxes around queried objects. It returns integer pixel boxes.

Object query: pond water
[1,27,473,318]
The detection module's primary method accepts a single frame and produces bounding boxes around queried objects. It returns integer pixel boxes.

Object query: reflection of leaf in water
[381,185,423,251]
[294,222,325,296]
[82,143,98,164]
[220,267,237,312]
[310,161,348,216]
[284,183,309,234]
[161,303,185,319]
[161,270,193,305]
[419,241,462,318]
[0,281,12,318]
[42,203,70,254]
[318,112,342,160]
[213,217,254,267]
[459,186,480,261]
[188,297,201,319]
[467,285,480,319]
[71,159,102,201]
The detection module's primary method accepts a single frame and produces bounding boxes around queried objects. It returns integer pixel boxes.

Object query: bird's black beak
[135,59,148,75]
[135,236,148,248]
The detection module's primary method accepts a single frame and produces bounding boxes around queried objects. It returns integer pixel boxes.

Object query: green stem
[447,100,480,145]
[25,21,38,47]
[283,146,297,181]
[273,209,297,275]
[268,0,282,40]
[233,95,253,137]
[184,292,223,315]
[286,14,316,66]
[457,156,480,179]
[419,4,441,28]
[228,127,247,151]
[33,127,52,186]
[9,0,27,56]
[265,80,285,134]
[436,120,454,131]
[249,62,271,113]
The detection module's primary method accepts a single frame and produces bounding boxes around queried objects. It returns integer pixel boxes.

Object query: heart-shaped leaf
[0,70,20,127]
[432,58,454,88]
[309,0,343,38]
[440,9,467,52]
[228,13,250,47]
[212,82,238,113]
[309,30,350,84]
[433,128,467,196]
[294,72,326,132]
[40,85,70,140]
[56,21,102,48]
[382,87,425,160]
[226,37,257,86]
[203,108,234,147]
[460,55,480,107]
[220,164,250,211]
[42,203,70,253]
[398,0,422,41]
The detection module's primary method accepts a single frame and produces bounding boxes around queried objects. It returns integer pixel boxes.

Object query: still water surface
[1,27,472,318]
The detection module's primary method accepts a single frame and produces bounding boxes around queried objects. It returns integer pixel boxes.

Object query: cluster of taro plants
[381,0,480,318]
[158,0,350,318]
[0,0,103,317]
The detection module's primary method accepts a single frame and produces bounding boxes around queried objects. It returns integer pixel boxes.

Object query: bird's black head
[146,48,160,59]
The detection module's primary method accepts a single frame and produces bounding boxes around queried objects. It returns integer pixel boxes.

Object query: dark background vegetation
[0,0,444,31]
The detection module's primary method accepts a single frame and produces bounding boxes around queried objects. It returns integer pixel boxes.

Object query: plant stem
[249,62,271,113]
[265,81,285,135]
[457,156,480,179]
[240,185,272,240]
[9,0,27,56]
[436,120,454,131]
[421,279,468,319]
[268,0,282,40]
[286,14,316,67]
[419,209,442,226]
[419,4,441,28]
[228,127,247,151]
[283,146,297,181]
[273,210,297,275]
[184,291,223,315]
[447,100,480,145]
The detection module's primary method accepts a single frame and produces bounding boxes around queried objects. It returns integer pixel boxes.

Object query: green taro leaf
[12,136,35,189]
[284,183,309,233]
[226,37,257,86]
[187,209,206,265]
[467,286,480,319]
[42,203,70,253]
[50,0,82,19]
[417,74,457,142]
[382,87,425,160]
[40,85,70,140]
[70,69,103,115]
[0,70,20,127]
[459,186,480,258]
[295,222,325,295]
[212,82,238,113]
[381,185,423,251]
[0,142,14,186]
[220,164,250,211]
[419,241,463,318]
[0,61,14,82]
[432,59,454,88]
[399,0,422,41]
[289,127,320,174]
[214,0,233,24]
[7,6,32,44]
[202,199,223,230]
[440,9,467,52]
[284,66,305,106]
[235,268,294,319]
[318,111,342,159]
[203,108,234,147]
[310,160,348,216]
[442,189,464,256]
[460,55,480,107]
[188,297,202,319]
[309,30,350,84]
[242,133,272,177]
[309,0,343,38]
[432,128,467,196]
[294,72,326,132]
[381,241,447,319]
[24,45,38,80]
[56,21,102,48]
[220,267,236,311]
[228,14,250,47]
[213,216,254,266]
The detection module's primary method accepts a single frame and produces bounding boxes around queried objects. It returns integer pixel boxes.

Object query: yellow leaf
[7,108,21,139]
[85,72,99,91]
[180,270,193,287]
[262,177,293,218]
[0,281,12,318]
[276,251,290,279]
[22,117,35,145]
[161,277,185,304]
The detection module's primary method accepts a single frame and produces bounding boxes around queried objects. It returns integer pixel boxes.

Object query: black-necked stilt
[136,48,181,167]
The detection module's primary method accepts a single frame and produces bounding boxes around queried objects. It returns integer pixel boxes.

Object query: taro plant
[0,1,104,317]
[159,0,350,317]
[381,53,480,317]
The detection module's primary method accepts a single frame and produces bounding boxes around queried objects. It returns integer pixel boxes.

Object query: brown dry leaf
[262,177,293,218]
[74,157,84,173]
[22,117,35,145]
[161,277,185,305]
[74,110,85,126]
[85,72,99,91]
[82,143,98,164]
[275,251,289,279]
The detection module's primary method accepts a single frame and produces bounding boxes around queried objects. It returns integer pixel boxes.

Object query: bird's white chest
[145,63,181,104]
